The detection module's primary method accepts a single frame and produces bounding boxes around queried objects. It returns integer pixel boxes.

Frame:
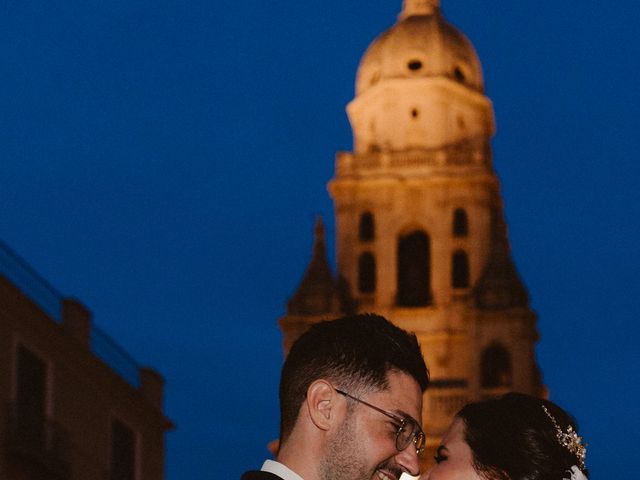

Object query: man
[241,313,429,480]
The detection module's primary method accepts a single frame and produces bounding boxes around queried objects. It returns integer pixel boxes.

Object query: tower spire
[286,216,341,316]
[401,0,440,18]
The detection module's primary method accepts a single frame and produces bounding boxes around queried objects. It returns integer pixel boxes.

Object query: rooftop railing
[91,325,140,387]
[0,239,62,321]
[335,137,493,177]
[0,240,140,387]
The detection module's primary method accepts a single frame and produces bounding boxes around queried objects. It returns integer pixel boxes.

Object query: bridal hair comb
[541,404,586,471]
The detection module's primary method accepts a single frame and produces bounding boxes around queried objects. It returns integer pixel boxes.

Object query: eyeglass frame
[335,388,426,455]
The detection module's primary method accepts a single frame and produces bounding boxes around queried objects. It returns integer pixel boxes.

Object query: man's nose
[395,445,421,477]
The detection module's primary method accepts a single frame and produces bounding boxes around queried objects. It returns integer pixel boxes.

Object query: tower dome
[347,2,492,154]
[356,7,484,96]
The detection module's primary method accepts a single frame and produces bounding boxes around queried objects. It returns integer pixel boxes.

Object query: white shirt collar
[261,459,304,480]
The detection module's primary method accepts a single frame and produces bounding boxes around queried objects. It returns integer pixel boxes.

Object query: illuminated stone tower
[280,0,544,459]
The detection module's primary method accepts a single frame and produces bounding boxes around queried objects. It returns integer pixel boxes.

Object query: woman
[423,393,588,480]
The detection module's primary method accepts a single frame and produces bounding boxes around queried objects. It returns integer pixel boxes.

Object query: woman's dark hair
[457,393,588,480]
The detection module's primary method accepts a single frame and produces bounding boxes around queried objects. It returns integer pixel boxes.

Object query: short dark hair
[279,313,429,442]
[457,393,589,480]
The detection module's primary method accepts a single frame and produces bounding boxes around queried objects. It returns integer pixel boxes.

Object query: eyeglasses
[335,388,426,455]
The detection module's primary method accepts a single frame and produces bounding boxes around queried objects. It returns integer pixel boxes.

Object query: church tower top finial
[401,0,439,18]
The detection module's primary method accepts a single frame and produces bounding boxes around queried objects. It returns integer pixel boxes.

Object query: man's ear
[305,380,339,431]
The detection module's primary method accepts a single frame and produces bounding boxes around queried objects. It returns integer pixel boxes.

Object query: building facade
[0,241,173,480]
[280,0,544,461]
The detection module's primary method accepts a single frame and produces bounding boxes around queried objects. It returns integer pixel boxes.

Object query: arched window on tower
[480,344,512,388]
[396,231,431,306]
[358,252,376,294]
[481,344,512,388]
[453,208,468,237]
[452,250,470,289]
[359,212,375,242]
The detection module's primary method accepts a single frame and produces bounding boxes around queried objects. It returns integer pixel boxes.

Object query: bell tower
[280,1,544,461]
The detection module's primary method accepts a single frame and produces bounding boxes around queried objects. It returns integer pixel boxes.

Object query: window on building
[111,419,136,480]
[457,114,466,130]
[452,250,470,288]
[15,345,47,447]
[453,208,468,237]
[358,252,376,293]
[481,344,512,388]
[359,212,375,241]
[408,59,423,71]
[396,230,431,306]
[370,70,381,86]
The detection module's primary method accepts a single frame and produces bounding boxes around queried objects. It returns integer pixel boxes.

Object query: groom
[241,313,430,480]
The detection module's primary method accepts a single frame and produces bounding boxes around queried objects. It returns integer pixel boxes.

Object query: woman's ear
[305,380,339,431]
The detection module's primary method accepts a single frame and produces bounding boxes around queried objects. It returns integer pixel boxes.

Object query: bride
[422,393,588,480]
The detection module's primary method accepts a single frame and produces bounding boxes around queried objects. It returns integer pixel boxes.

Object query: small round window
[408,59,423,71]
[454,66,465,82]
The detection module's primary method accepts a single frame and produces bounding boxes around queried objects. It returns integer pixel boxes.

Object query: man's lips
[376,466,402,480]
[377,471,395,480]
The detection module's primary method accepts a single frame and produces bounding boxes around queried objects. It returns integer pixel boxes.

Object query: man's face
[320,371,424,480]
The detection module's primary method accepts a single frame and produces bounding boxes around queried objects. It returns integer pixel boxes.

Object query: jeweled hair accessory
[541,404,587,471]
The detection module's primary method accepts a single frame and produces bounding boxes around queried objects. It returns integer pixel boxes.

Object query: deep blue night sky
[1,1,639,478]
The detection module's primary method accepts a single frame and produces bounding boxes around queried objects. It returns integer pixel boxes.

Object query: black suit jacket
[240,471,284,480]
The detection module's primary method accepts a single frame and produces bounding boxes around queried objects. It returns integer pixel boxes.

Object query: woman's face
[421,418,482,480]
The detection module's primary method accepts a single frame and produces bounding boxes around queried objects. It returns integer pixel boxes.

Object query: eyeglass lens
[397,420,425,454]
